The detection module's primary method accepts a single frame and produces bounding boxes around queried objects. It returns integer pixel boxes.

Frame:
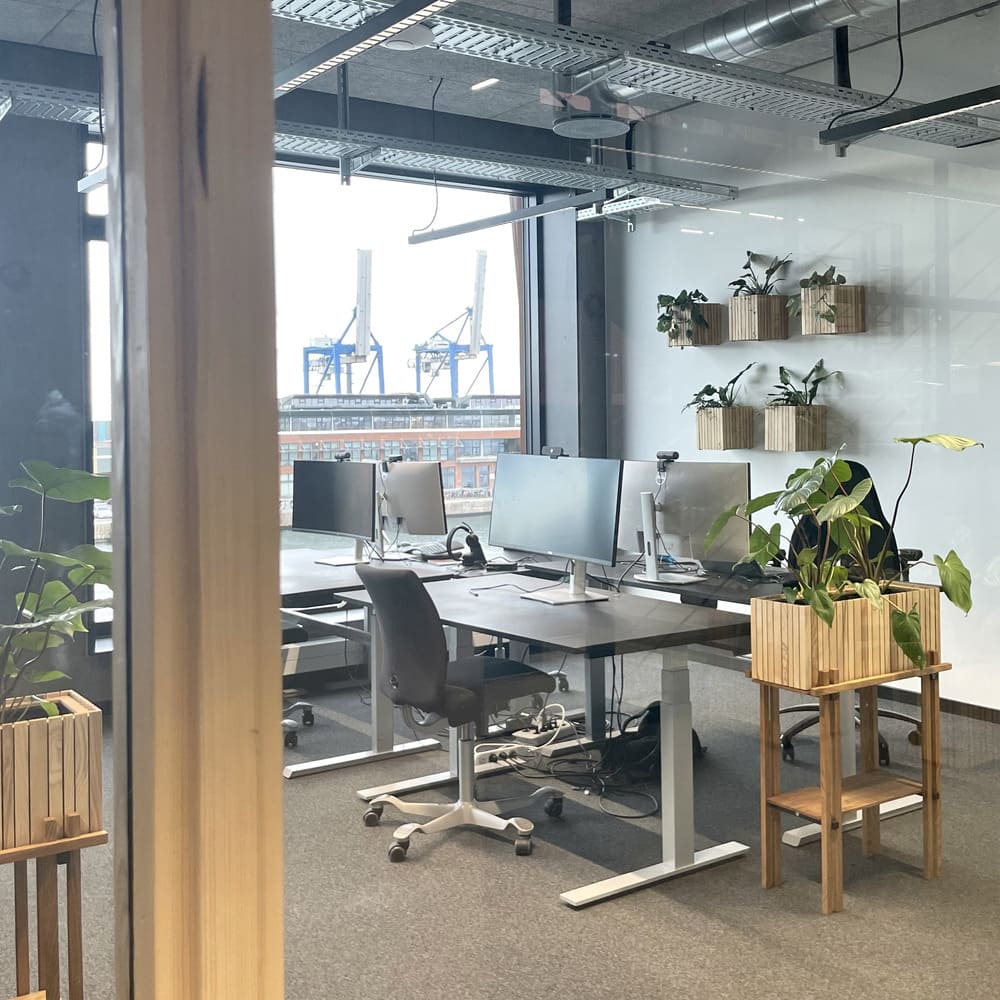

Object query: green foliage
[729,250,791,297]
[706,436,983,669]
[0,462,113,723]
[656,288,710,342]
[766,358,841,407]
[786,265,848,322]
[682,362,755,413]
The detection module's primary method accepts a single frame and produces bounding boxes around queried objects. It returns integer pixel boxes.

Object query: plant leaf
[704,505,738,552]
[739,491,783,518]
[0,505,21,516]
[815,478,872,524]
[802,584,835,626]
[24,670,70,684]
[934,550,972,613]
[776,459,833,512]
[0,539,90,571]
[853,578,884,610]
[891,605,926,669]
[10,461,110,502]
[66,544,113,588]
[893,434,982,451]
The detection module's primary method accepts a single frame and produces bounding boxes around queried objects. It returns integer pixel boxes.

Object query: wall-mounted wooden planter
[728,295,788,341]
[801,285,867,335]
[695,406,754,450]
[764,405,827,451]
[749,583,941,691]
[0,691,102,850]
[667,303,728,348]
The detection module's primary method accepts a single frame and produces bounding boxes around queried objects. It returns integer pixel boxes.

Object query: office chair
[780,460,923,765]
[356,565,563,861]
[281,621,315,748]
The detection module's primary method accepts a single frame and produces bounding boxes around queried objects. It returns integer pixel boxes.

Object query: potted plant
[706,435,980,689]
[787,265,867,336]
[1,461,112,847]
[656,288,727,347]
[682,362,756,450]
[728,250,791,341]
[764,358,840,451]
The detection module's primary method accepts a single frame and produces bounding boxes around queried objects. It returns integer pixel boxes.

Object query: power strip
[512,721,577,746]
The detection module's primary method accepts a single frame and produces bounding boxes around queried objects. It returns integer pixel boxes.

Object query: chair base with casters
[281,621,314,748]
[363,720,563,860]
[779,702,920,766]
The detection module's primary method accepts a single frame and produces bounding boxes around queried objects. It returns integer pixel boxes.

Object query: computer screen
[489,453,623,567]
[617,460,750,569]
[291,460,376,541]
[381,461,447,536]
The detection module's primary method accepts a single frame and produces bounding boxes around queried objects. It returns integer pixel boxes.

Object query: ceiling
[1,0,997,132]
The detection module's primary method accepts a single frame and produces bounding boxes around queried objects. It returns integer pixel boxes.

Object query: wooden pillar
[759,685,782,889]
[105,0,282,996]
[921,672,943,879]
[818,694,844,914]
[858,687,881,856]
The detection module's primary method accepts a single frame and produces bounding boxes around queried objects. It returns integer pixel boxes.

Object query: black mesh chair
[780,461,923,765]
[281,620,314,748]
[356,565,563,861]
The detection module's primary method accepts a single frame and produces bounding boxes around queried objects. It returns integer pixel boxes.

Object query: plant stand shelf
[1,814,108,1000]
[757,666,945,914]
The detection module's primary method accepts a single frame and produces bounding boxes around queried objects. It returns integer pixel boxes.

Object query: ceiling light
[680,228,704,235]
[382,23,436,50]
[818,85,1000,148]
[274,0,459,96]
[470,78,501,92]
[0,94,11,122]
[552,113,630,139]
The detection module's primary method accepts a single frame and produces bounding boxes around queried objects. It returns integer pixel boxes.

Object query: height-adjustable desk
[321,572,752,907]
[279,548,458,779]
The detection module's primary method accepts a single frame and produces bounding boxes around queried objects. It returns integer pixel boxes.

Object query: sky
[87,163,523,420]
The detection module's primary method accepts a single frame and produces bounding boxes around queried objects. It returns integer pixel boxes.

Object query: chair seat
[442,656,556,727]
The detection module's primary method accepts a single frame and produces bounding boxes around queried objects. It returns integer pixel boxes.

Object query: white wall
[607,13,1000,708]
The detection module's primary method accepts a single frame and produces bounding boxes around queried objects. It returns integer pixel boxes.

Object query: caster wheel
[543,797,563,818]
[362,805,383,828]
[557,676,570,693]
[908,728,921,746]
[302,709,315,727]
[514,836,532,857]
[781,738,795,762]
[879,736,891,768]
[388,841,409,863]
[284,732,297,749]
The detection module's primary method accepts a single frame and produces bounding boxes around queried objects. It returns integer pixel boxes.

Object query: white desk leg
[560,647,748,908]
[283,606,440,779]
[782,690,921,846]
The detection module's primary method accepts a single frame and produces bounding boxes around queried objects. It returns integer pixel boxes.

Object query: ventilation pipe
[663,0,906,63]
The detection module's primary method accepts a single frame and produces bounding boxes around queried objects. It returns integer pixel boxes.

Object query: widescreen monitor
[291,460,376,565]
[489,453,623,604]
[618,460,750,572]
[381,461,447,536]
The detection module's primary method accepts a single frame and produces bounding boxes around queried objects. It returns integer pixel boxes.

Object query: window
[478,464,491,488]
[373,413,409,429]
[440,439,455,460]
[449,412,482,428]
[422,439,439,460]
[361,440,379,460]
[401,440,419,461]
[459,439,481,457]
[461,466,476,488]
[279,443,295,465]
[441,466,457,489]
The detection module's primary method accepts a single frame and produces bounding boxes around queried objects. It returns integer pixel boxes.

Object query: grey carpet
[2,653,999,999]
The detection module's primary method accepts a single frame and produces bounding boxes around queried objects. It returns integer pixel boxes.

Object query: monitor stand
[520,560,609,605]
[316,538,368,567]
[633,490,662,584]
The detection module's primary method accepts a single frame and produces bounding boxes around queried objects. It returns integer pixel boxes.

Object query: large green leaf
[891,605,926,669]
[7,631,68,653]
[0,505,21,516]
[704,505,738,552]
[934,550,972,614]
[66,544,113,588]
[0,597,112,632]
[852,578,884,611]
[815,478,872,524]
[22,670,69,685]
[0,539,92,571]
[776,459,833,512]
[10,461,110,502]
[19,581,88,633]
[802,584,835,626]
[745,523,781,566]
[894,435,983,452]
[739,490,783,517]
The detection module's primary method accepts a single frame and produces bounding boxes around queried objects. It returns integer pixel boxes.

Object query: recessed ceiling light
[470,78,501,92]
[382,23,436,51]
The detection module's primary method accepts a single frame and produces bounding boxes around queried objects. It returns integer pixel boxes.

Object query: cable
[410,77,444,237]
[826,0,904,131]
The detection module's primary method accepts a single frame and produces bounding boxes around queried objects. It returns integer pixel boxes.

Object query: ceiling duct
[662,0,908,63]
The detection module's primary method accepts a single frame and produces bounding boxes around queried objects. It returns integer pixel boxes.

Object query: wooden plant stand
[2,814,108,1000]
[757,663,946,914]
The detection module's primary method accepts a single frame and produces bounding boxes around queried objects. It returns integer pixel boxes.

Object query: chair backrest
[356,565,450,712]
[789,460,902,577]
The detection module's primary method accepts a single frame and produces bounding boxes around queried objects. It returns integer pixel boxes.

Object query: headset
[446,522,487,567]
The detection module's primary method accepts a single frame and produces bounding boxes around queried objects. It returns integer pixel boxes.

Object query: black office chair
[356,565,563,861]
[780,460,923,765]
[281,621,315,748]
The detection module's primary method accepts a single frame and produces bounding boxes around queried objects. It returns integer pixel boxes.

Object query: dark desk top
[329,572,750,658]
[279,548,457,606]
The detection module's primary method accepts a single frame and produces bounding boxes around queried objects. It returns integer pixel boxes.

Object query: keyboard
[410,539,450,557]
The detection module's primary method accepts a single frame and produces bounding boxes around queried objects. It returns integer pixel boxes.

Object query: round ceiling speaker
[382,23,436,51]
[552,113,631,139]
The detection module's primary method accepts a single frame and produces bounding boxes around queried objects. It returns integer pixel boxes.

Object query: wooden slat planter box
[728,295,788,341]
[0,692,102,850]
[666,303,727,347]
[801,285,867,335]
[764,405,827,451]
[695,406,754,450]
[749,582,941,692]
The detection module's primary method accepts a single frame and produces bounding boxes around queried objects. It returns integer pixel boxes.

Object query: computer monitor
[618,460,750,576]
[292,459,377,566]
[381,461,447,536]
[489,453,623,604]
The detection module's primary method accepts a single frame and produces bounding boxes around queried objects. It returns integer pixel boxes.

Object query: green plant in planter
[766,358,840,407]
[706,435,982,668]
[787,266,848,323]
[656,288,710,342]
[682,362,755,412]
[729,250,791,297]
[1,461,113,724]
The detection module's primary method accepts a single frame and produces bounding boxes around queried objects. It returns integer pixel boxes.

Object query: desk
[323,572,752,908]
[279,549,459,779]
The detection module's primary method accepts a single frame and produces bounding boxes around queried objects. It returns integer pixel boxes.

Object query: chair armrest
[898,548,923,563]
